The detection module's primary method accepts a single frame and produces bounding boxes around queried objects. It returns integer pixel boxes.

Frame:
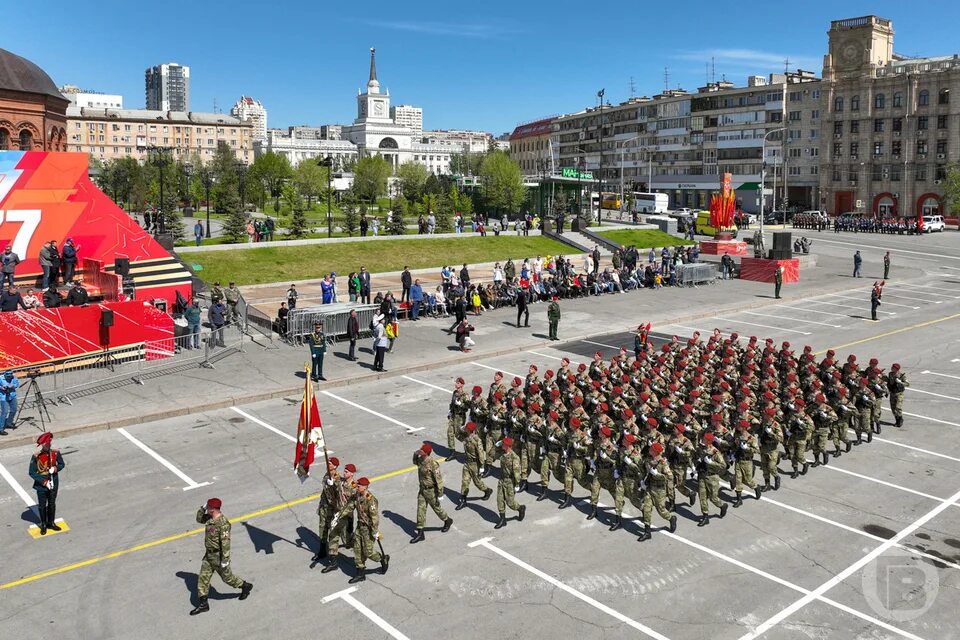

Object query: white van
[922,215,945,232]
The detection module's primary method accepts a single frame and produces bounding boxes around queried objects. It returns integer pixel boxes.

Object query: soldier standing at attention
[883,251,891,280]
[457,422,492,510]
[886,363,908,428]
[338,477,388,584]
[695,432,728,526]
[28,431,64,535]
[731,420,762,507]
[190,498,252,615]
[448,377,469,460]
[774,265,783,299]
[638,442,678,541]
[308,321,327,382]
[312,457,341,565]
[547,295,561,341]
[494,437,526,529]
[410,443,452,543]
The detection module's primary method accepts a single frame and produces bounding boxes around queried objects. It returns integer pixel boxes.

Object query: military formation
[438,328,909,540]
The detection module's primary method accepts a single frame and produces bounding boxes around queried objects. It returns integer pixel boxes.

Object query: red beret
[764,407,776,416]
[549,410,559,420]
[763,391,774,400]
[869,358,878,366]
[344,463,357,473]
[794,398,806,407]
[738,420,750,429]
[530,383,540,393]
[472,385,482,394]
[466,422,477,432]
[36,432,53,446]
[623,408,634,418]
[570,417,582,427]
[650,442,664,456]
[530,402,541,412]
[573,396,583,405]
[495,371,504,379]
[599,402,609,412]
[578,363,587,372]
[600,426,612,438]
[646,417,658,427]
[529,364,538,372]
[595,351,602,358]
[612,386,622,395]
[494,391,504,401]
[892,363,900,370]
[206,498,222,510]
[592,380,601,389]
[545,370,554,378]
[513,376,522,386]
[456,377,465,385]
[561,357,570,364]
[357,477,370,486]
[502,437,514,448]
[328,456,340,467]
[514,397,524,407]
[551,389,560,398]
[847,355,857,363]
[624,433,637,444]
[681,403,692,414]
[640,392,650,401]
[815,393,826,403]
[420,443,433,455]
[704,433,715,443]
[675,423,686,433]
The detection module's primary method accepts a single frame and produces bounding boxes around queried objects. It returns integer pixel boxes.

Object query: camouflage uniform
[695,442,728,522]
[758,419,783,489]
[195,507,246,598]
[416,454,449,528]
[496,447,524,519]
[590,436,624,517]
[448,386,469,452]
[886,369,909,427]
[460,430,489,498]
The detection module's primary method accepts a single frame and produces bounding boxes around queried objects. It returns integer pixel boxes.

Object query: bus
[631,192,669,214]
[589,193,623,211]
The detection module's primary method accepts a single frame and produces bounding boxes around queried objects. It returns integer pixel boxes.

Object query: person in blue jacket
[410,279,424,321]
[0,370,19,434]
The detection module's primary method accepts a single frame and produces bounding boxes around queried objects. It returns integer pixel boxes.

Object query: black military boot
[189,597,209,615]
[867,430,873,443]
[698,513,709,527]
[733,492,743,508]
[791,466,799,479]
[669,515,678,533]
[311,546,327,563]
[441,517,453,533]
[38,505,47,536]
[559,493,571,509]
[494,513,507,529]
[349,570,366,584]
[753,486,762,500]
[537,485,547,502]
[586,505,597,520]
[608,515,622,532]
[637,523,652,542]
[845,441,852,453]
[801,461,809,475]
[688,491,697,507]
[455,493,468,511]
[239,582,253,600]
[380,555,390,575]
[517,505,527,522]
[719,503,729,519]
[833,446,842,458]
[821,452,829,466]
[875,421,882,434]
[761,481,772,493]
[321,559,339,573]
[895,416,903,428]
[409,529,425,544]
[773,475,781,491]
[856,432,863,445]
[47,505,61,532]
[483,487,493,501]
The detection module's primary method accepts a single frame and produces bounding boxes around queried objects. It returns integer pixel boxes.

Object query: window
[789,148,801,158]
[939,88,950,105]
[918,116,928,131]
[919,90,929,106]
[834,121,843,135]
[937,115,948,129]
[893,92,903,108]
[936,139,947,155]
[874,119,884,133]
[810,129,818,139]
[833,142,842,157]
[789,166,801,176]
[890,165,901,181]
[936,164,947,180]
[874,141,884,156]
[848,165,858,182]
[892,140,902,156]
[916,165,927,181]
[811,166,818,175]
[851,95,860,111]
[811,109,820,120]
[892,117,902,132]
[769,112,783,123]
[875,93,885,109]
[850,142,859,156]
[789,110,801,121]
[834,96,844,112]
[917,140,928,155]
[850,120,859,134]
[833,168,842,181]
[810,147,819,157]
[872,164,884,181]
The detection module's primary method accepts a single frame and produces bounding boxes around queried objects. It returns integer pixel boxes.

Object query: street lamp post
[619,134,642,216]
[200,166,213,238]
[321,156,334,238]
[139,145,174,235]
[759,127,786,236]
[597,88,605,224]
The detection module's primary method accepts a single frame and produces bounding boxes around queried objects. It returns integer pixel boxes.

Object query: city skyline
[10,1,960,133]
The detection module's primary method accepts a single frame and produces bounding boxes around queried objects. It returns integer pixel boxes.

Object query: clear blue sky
[12,1,958,134]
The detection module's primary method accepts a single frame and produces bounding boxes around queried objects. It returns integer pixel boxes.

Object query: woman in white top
[22,289,40,309]
[434,286,448,315]
[492,263,504,284]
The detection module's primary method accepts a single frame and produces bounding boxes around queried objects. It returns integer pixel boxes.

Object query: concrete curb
[0,276,868,449]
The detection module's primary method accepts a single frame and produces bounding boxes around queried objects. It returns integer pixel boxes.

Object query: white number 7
[0,209,41,259]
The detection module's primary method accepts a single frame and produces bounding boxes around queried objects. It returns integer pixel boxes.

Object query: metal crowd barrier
[285,303,379,345]
[677,263,716,286]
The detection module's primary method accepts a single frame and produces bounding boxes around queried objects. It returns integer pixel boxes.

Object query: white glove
[325,477,334,486]
[613,470,620,480]
[376,531,381,541]
[438,494,445,502]
[479,466,485,475]
[675,446,683,454]
[514,486,520,494]
[49,467,57,475]
[740,442,748,450]
[640,481,647,490]
[599,451,607,460]
[330,515,340,529]
[703,456,711,464]
[764,427,772,434]
[649,468,658,476]
[220,561,229,568]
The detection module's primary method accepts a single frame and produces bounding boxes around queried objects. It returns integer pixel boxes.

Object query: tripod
[92,346,120,372]
[14,376,53,431]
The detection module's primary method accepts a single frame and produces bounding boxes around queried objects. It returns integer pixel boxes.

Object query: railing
[677,263,717,286]
[285,303,379,346]
[579,226,622,253]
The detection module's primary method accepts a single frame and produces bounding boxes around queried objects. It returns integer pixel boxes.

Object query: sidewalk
[0,250,870,449]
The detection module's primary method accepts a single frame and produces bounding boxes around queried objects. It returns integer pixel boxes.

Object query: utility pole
[597,88,605,225]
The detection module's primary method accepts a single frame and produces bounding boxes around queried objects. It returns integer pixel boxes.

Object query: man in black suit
[359,266,371,304]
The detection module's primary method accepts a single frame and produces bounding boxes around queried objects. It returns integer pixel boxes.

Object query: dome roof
[0,48,66,101]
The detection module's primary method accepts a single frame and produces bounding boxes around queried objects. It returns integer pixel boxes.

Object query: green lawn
[597,229,694,249]
[186,235,575,286]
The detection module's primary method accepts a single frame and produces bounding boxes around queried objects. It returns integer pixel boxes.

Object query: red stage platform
[739,257,800,283]
[699,240,748,256]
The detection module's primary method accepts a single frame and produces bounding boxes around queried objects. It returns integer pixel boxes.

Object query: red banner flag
[295,366,325,479]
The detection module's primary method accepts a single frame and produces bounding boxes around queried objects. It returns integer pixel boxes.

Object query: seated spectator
[433,286,448,316]
[1,285,27,312]
[42,285,62,308]
[22,288,40,309]
[66,280,89,306]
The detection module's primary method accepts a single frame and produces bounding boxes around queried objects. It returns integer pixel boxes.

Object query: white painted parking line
[320,390,425,433]
[526,350,565,361]
[819,463,952,504]
[742,311,841,328]
[906,387,960,402]
[468,537,671,640]
[886,284,960,298]
[759,494,960,572]
[825,293,919,309]
[861,432,960,464]
[581,339,622,350]
[811,236,960,261]
[882,405,960,428]
[881,292,943,304]
[402,375,452,393]
[471,361,523,378]
[230,407,296,443]
[321,586,411,640]
[711,317,811,335]
[806,299,896,315]
[663,531,923,640]
[738,482,960,639]
[0,460,38,516]
[921,370,960,382]
[116,428,211,491]
[777,305,849,318]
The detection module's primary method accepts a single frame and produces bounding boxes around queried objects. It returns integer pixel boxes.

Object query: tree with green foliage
[294,160,327,208]
[249,151,293,213]
[282,183,309,238]
[396,161,429,202]
[352,155,391,202]
[480,151,526,216]
[387,195,407,235]
[450,152,486,177]
[432,191,451,233]
[341,191,360,237]
[944,162,960,219]
[209,144,245,242]
[424,173,444,196]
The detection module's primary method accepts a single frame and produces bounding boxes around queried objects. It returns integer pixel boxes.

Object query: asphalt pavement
[1,229,959,639]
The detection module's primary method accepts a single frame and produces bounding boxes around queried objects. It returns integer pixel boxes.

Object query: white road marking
[471,361,523,378]
[865,433,960,464]
[581,339,622,350]
[230,407,296,442]
[527,350,565,361]
[777,305,849,318]
[825,293,919,309]
[737,483,960,639]
[742,311,841,328]
[811,236,960,261]
[940,265,960,271]
[0,460,38,515]
[882,405,960,427]
[805,299,896,315]
[953,358,960,363]
[711,317,811,335]
[819,464,952,504]
[921,370,960,383]
[320,391,424,433]
[759,494,960,572]
[116,428,211,491]
[321,587,411,640]
[881,292,943,304]
[402,375,452,393]
[663,531,924,640]
[906,387,960,402]
[468,537,671,640]
[886,284,959,298]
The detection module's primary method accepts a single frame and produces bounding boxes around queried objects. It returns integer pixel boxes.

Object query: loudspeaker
[772,232,792,252]
[114,257,130,277]
[768,249,793,260]
[100,309,115,328]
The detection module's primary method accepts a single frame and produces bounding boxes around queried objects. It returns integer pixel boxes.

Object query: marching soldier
[457,423,492,510]
[637,442,678,541]
[338,477,389,584]
[589,426,624,530]
[695,432,729,526]
[411,443,452,543]
[312,457,341,564]
[308,321,327,382]
[547,295,561,341]
[836,386,865,446]
[190,498,253,615]
[495,437,526,529]
[318,462,357,572]
[539,411,566,500]
[668,423,696,506]
[866,362,887,433]
[810,393,837,467]
[731,420,762,507]
[886,363,908,428]
[561,417,593,509]
[522,402,546,491]
[785,399,812,478]
[758,408,783,491]
[448,377,469,460]
[28,431,65,535]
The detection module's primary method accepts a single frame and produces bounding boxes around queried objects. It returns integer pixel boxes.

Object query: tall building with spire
[231,96,267,141]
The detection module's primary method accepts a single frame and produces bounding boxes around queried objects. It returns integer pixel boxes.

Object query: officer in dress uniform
[308,321,327,382]
[28,431,65,535]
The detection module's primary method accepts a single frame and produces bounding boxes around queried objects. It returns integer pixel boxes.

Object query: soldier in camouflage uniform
[448,377,469,460]
[886,363,908,428]
[758,407,783,491]
[637,442,678,541]
[836,386,865,446]
[411,443,452,543]
[866,361,886,433]
[695,433,729,526]
[539,411,566,500]
[810,393,837,467]
[338,477,388,584]
[494,437,526,529]
[668,423,696,506]
[560,417,593,509]
[731,420,762,507]
[589,426,624,529]
[786,399,812,478]
[854,378,877,444]
[457,422,492,510]
[190,498,252,615]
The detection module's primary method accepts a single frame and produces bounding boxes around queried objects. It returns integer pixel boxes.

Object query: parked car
[922,215,945,232]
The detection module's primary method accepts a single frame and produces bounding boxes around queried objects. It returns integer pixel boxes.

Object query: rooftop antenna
[712,56,716,83]
[629,76,636,98]
[784,57,792,74]
[663,67,669,92]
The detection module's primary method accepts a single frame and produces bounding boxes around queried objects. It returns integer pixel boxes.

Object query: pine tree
[387,196,407,235]
[283,183,309,238]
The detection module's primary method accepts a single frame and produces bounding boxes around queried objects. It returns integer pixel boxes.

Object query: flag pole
[305,362,331,472]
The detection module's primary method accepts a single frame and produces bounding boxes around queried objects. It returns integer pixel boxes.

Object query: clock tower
[823,16,894,79]
[355,47,391,124]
